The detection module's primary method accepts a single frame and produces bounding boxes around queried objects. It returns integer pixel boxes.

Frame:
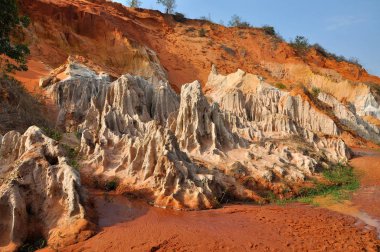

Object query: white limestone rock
[318,92,380,143]
[41,62,353,210]
[0,126,93,250]
[355,92,380,119]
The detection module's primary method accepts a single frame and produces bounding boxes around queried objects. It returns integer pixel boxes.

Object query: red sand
[351,149,380,221]
[43,149,380,251]
[13,59,50,93]
[60,191,379,252]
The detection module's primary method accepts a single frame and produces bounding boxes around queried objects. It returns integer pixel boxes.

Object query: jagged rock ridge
[0,127,94,251]
[38,61,356,210]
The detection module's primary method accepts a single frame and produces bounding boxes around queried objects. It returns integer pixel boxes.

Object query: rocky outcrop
[39,62,354,210]
[354,92,380,119]
[0,127,93,251]
[318,92,380,144]
[175,81,244,153]
[206,67,340,138]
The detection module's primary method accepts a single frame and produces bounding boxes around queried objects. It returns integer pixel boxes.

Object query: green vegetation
[228,15,251,28]
[289,35,309,56]
[0,78,49,134]
[275,83,286,90]
[198,28,207,37]
[19,238,46,252]
[75,130,82,140]
[105,179,118,191]
[268,164,359,205]
[311,87,321,97]
[290,36,362,67]
[42,127,62,141]
[62,144,80,170]
[173,12,186,22]
[261,25,276,36]
[157,0,176,14]
[0,0,30,76]
[221,44,236,56]
[126,0,141,7]
[199,14,212,23]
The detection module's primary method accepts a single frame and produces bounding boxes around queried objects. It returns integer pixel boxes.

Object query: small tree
[157,0,176,14]
[127,0,141,8]
[228,15,251,28]
[261,25,276,36]
[0,0,30,76]
[290,36,310,56]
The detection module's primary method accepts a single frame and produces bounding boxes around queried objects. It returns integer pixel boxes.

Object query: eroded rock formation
[2,56,380,250]
[0,127,93,251]
[34,61,360,211]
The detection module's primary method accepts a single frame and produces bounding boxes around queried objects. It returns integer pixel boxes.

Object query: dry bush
[0,77,50,134]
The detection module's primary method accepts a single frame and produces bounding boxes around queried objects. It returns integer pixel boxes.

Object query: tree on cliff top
[157,0,176,14]
[0,0,30,76]
[127,0,141,8]
[228,15,251,28]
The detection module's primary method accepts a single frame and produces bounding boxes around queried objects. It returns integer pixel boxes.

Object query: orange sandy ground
[55,194,378,252]
[42,150,380,252]
[351,149,380,220]
[13,59,50,93]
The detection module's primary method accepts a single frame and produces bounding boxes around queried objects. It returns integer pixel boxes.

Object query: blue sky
[116,0,380,77]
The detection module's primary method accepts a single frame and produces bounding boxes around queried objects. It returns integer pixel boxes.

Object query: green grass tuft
[42,127,62,141]
[271,164,359,206]
[62,144,80,170]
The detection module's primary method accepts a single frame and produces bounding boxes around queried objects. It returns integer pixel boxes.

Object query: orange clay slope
[19,0,380,92]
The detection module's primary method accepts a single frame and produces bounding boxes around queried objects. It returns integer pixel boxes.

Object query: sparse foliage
[289,35,310,56]
[198,28,207,37]
[199,14,212,22]
[275,83,286,90]
[261,25,276,36]
[311,87,321,97]
[62,144,80,170]
[126,0,141,8]
[221,44,236,56]
[0,0,30,76]
[105,179,118,191]
[228,15,251,28]
[42,127,62,141]
[312,43,362,67]
[173,12,186,22]
[156,0,176,14]
[19,238,46,252]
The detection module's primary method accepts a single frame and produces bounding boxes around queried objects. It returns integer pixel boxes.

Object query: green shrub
[312,44,363,68]
[221,44,236,56]
[271,164,359,205]
[199,15,212,23]
[173,12,186,22]
[105,180,118,191]
[62,144,80,170]
[42,127,62,141]
[290,35,310,56]
[299,164,359,201]
[75,131,82,139]
[228,15,251,28]
[126,0,141,7]
[311,87,321,97]
[198,28,207,37]
[19,238,46,252]
[313,43,329,57]
[262,25,276,36]
[0,0,30,76]
[275,83,286,89]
